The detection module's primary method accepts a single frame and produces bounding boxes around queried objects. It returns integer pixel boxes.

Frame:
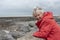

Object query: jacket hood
[42,12,54,19]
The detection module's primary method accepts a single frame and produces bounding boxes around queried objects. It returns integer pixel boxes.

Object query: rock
[0,34,15,40]
[16,24,31,33]
[28,23,35,27]
[0,21,39,40]
[0,20,15,27]
[17,31,45,40]
[2,30,10,34]
[9,31,25,39]
[28,22,37,31]
[0,30,15,40]
[19,26,30,33]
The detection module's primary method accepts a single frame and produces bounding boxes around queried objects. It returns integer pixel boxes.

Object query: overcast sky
[0,0,60,17]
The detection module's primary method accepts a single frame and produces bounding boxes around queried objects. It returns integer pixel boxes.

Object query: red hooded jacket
[33,12,60,40]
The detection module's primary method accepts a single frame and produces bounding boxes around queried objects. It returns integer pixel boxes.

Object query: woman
[32,7,60,40]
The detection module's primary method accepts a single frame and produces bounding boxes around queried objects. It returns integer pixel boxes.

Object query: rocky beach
[0,16,59,40]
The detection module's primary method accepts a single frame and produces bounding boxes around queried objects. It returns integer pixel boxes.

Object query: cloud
[0,0,60,17]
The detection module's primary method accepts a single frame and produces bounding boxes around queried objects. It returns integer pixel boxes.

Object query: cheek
[36,16,40,19]
[39,14,42,17]
[38,15,41,19]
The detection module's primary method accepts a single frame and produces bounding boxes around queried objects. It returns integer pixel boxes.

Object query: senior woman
[32,7,60,40]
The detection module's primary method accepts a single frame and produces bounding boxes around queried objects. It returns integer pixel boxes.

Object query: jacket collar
[42,12,54,19]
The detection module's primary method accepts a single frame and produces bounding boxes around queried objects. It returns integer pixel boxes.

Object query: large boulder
[28,21,37,31]
[17,31,45,40]
[0,30,15,40]
[9,31,25,39]
[16,24,31,33]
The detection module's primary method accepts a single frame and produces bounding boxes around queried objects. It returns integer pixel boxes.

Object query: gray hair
[33,7,44,14]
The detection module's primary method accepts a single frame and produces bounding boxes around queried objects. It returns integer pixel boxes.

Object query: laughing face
[33,9,44,20]
[33,13,43,20]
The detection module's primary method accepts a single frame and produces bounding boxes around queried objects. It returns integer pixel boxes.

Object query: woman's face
[33,12,43,20]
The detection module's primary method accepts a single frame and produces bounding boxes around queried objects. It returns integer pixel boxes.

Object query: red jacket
[33,12,60,40]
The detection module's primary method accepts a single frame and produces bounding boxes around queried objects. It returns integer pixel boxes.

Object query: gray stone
[9,31,25,39]
[17,31,45,40]
[0,30,15,40]
[16,24,31,33]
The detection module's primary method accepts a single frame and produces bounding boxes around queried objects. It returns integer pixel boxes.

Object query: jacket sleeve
[33,21,52,38]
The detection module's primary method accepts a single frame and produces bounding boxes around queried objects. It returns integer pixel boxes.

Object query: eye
[33,14,37,17]
[35,15,37,17]
[37,14,40,16]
